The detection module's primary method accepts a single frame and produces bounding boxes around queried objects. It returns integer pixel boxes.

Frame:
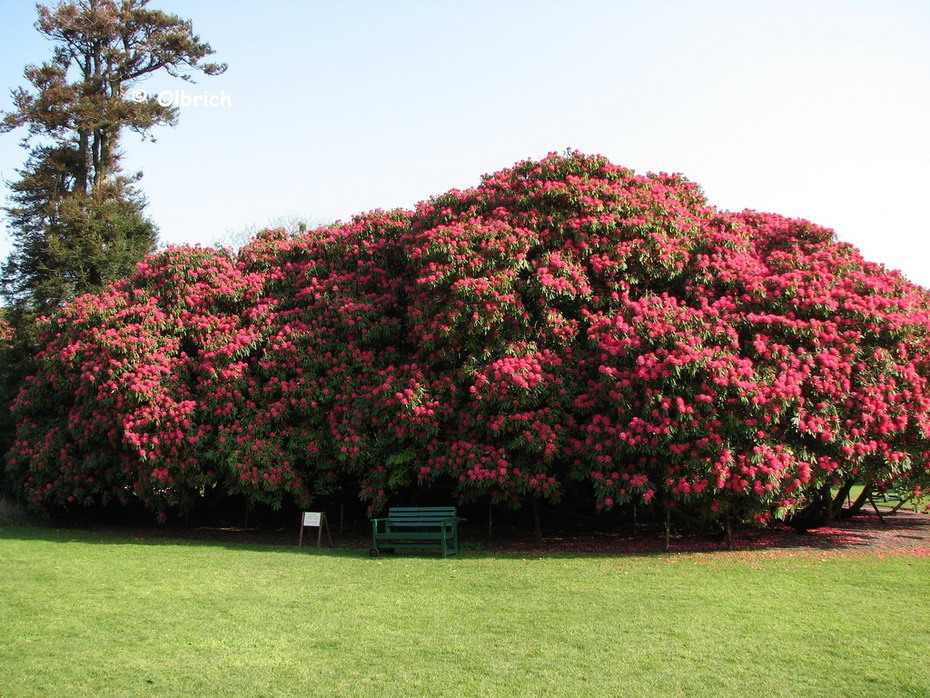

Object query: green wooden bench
[868,487,914,520]
[370,506,463,558]
[879,487,914,512]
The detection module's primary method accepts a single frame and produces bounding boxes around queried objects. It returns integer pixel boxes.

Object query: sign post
[298,511,332,547]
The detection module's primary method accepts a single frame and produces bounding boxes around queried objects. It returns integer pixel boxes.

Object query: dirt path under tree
[80,505,929,558]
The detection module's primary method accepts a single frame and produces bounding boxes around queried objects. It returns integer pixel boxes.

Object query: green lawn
[842,484,927,513]
[1,526,928,697]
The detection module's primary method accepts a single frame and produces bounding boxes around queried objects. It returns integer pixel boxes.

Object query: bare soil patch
[483,509,930,557]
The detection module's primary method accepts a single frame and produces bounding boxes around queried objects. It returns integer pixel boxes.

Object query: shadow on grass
[0,523,371,558]
[2,508,928,559]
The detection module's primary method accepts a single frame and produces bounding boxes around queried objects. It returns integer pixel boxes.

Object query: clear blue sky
[1,0,929,287]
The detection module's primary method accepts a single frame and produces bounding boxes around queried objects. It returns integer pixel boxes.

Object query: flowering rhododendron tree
[7,151,930,530]
[7,246,271,520]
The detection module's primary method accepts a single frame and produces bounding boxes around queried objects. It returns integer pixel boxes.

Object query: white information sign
[298,511,332,547]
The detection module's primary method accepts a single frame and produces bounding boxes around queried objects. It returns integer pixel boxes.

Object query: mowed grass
[1,526,928,697]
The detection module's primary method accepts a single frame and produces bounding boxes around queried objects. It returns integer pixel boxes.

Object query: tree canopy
[7,151,930,529]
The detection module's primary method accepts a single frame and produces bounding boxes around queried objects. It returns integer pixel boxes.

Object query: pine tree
[1,0,226,312]
[2,141,157,313]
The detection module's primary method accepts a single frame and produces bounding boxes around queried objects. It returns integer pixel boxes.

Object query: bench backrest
[387,506,457,526]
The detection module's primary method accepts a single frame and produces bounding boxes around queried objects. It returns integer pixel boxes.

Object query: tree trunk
[664,508,671,552]
[787,486,832,530]
[77,130,89,194]
[91,130,102,189]
[842,479,872,517]
[822,484,835,523]
[831,478,855,518]
[97,126,115,186]
[531,498,542,541]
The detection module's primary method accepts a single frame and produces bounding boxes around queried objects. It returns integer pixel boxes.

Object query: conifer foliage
[1,0,225,313]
